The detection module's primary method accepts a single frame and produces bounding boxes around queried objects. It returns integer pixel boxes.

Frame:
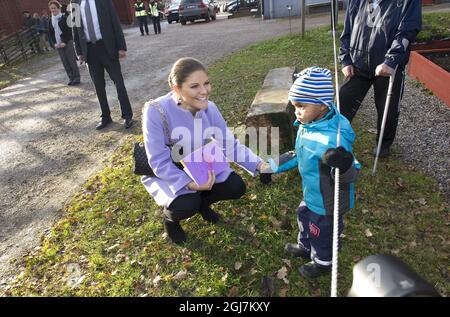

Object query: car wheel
[212,13,216,21]
[168,20,172,24]
[180,18,186,25]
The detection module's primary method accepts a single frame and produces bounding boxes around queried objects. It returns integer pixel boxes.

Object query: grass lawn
[417,12,450,42]
[3,26,449,297]
[0,50,58,90]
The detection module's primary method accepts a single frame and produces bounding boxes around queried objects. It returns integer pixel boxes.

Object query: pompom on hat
[288,66,334,107]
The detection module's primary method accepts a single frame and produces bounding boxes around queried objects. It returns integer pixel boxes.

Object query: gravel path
[356,78,450,203]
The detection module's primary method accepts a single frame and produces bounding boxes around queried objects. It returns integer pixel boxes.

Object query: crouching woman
[141,57,267,244]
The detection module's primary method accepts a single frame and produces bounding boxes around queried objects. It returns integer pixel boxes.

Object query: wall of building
[262,0,348,19]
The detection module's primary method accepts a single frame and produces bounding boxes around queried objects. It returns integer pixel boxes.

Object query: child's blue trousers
[297,202,344,266]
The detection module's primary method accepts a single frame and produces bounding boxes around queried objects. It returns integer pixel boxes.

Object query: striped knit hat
[288,66,334,107]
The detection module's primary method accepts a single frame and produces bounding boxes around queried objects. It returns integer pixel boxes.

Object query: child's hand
[322,147,353,172]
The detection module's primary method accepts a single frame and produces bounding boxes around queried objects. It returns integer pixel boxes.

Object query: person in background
[49,0,81,86]
[339,0,421,158]
[41,10,53,49]
[149,0,161,34]
[22,11,40,54]
[135,0,149,36]
[71,0,134,130]
[34,12,50,52]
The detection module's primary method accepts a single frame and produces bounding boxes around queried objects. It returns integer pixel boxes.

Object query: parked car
[179,0,217,25]
[165,1,180,24]
[227,0,259,13]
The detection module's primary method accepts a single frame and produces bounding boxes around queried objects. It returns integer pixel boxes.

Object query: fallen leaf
[409,241,417,248]
[221,273,228,282]
[282,259,292,268]
[107,244,119,251]
[362,209,369,214]
[153,275,162,287]
[248,224,256,235]
[279,288,289,297]
[276,266,288,280]
[234,262,242,271]
[250,268,258,275]
[228,286,239,297]
[250,194,257,201]
[269,216,282,229]
[367,128,377,134]
[416,198,427,206]
[210,230,216,235]
[173,270,187,281]
[365,229,373,238]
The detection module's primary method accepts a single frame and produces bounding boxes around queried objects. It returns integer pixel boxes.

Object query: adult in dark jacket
[71,0,134,130]
[49,1,80,85]
[339,0,421,157]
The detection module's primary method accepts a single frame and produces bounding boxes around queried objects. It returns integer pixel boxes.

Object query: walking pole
[330,0,341,297]
[372,65,398,176]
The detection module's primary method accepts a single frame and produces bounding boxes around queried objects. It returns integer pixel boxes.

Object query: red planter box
[408,48,450,107]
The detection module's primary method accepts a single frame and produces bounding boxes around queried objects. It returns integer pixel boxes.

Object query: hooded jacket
[269,107,360,216]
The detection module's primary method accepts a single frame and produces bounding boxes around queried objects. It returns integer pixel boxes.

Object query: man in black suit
[71,0,134,130]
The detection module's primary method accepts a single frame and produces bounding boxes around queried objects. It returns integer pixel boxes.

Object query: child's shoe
[163,218,186,244]
[298,261,331,278]
[200,207,220,224]
[284,243,310,260]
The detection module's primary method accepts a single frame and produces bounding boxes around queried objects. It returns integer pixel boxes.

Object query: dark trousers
[152,16,161,34]
[138,16,149,35]
[297,204,344,266]
[57,40,80,83]
[86,41,133,120]
[164,172,246,222]
[339,69,405,148]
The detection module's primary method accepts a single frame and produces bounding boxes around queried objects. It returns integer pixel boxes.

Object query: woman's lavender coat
[142,92,262,207]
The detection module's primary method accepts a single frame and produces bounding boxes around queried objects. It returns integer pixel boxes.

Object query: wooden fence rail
[0,28,41,68]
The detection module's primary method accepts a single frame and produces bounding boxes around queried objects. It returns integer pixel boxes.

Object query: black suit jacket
[71,0,127,60]
[48,13,73,46]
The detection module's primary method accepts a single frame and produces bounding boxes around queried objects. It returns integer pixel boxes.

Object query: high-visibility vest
[135,2,147,17]
[149,3,159,17]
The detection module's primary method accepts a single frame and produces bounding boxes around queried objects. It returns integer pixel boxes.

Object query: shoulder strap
[150,100,173,147]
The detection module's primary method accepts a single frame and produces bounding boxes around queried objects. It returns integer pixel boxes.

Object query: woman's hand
[257,161,272,173]
[187,170,215,191]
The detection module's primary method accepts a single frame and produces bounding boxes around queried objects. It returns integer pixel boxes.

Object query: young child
[267,66,360,278]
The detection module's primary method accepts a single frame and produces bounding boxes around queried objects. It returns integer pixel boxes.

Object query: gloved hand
[322,146,353,173]
[260,173,272,184]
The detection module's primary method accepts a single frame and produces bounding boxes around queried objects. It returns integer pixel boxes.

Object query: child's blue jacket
[269,107,360,216]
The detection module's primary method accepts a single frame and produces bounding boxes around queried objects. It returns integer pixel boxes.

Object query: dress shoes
[95,117,112,130]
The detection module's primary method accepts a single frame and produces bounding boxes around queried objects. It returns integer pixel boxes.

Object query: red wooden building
[0,0,137,38]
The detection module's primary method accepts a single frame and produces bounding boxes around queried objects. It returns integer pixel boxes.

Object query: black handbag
[133,142,156,176]
[133,101,183,176]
